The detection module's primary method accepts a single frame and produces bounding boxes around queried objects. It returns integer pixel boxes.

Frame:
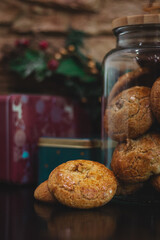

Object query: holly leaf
[25,49,40,61]
[9,49,48,81]
[56,57,96,82]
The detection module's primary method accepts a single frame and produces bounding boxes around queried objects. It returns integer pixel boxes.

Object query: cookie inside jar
[102,14,160,204]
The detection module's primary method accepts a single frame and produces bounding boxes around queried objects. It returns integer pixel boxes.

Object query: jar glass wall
[102,21,160,203]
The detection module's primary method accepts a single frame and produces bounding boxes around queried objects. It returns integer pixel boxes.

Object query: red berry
[15,39,30,47]
[48,59,59,70]
[21,39,30,46]
[39,40,49,50]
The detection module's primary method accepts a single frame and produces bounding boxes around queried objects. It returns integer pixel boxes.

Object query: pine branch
[65,28,86,49]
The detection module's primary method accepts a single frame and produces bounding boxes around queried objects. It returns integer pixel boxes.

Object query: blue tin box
[38,138,102,184]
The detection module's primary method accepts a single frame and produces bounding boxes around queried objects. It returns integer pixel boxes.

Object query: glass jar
[102,14,160,204]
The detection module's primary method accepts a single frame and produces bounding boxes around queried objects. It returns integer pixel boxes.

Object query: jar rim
[113,24,160,37]
[112,14,160,30]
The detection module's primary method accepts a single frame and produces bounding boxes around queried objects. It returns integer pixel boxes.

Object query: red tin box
[0,94,90,184]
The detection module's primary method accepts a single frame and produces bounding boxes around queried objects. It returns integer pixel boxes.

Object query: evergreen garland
[7,29,102,137]
[9,29,102,100]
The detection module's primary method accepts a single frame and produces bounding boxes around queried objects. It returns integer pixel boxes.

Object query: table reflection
[0,184,160,240]
[34,203,117,240]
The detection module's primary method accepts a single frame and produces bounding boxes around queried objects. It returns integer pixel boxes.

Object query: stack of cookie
[104,66,160,195]
[34,160,117,209]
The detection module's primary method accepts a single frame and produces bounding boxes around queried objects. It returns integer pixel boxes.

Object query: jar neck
[114,24,160,48]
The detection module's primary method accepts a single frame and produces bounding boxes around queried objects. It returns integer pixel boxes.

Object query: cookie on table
[151,175,160,192]
[151,77,160,123]
[104,86,154,142]
[34,180,57,203]
[108,67,150,103]
[48,160,117,209]
[111,133,160,183]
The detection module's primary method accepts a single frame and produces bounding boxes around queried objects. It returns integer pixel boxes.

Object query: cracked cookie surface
[104,86,154,142]
[111,133,160,183]
[48,160,117,209]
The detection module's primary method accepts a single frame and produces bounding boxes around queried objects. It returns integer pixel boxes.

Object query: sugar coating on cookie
[34,180,56,203]
[104,86,154,142]
[48,160,117,209]
[111,133,160,183]
[151,77,160,123]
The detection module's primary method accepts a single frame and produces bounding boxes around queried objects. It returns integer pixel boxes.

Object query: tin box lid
[38,138,101,149]
[112,13,160,29]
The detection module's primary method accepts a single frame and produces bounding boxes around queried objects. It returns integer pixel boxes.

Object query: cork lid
[112,13,160,29]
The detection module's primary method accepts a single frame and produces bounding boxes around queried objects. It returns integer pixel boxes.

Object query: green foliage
[10,49,50,81]
[65,28,86,49]
[56,57,97,83]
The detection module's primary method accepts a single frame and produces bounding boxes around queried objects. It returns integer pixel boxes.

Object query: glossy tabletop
[0,183,160,240]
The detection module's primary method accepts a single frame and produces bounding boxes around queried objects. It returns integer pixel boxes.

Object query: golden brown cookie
[34,180,57,203]
[111,133,160,183]
[108,67,150,103]
[151,77,160,123]
[48,160,117,209]
[151,175,160,192]
[104,86,154,142]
